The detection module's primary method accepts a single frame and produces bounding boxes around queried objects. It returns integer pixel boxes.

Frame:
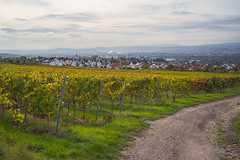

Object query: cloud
[113,16,240,32]
[177,16,240,31]
[37,13,102,22]
[1,0,240,49]
[171,11,193,15]
[2,0,49,6]
[13,12,102,23]
[0,25,154,39]
[1,28,61,34]
[134,4,163,12]
[170,2,188,9]
[0,26,107,37]
[115,24,149,28]
[14,18,30,21]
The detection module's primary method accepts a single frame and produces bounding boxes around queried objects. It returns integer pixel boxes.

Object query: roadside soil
[120,96,240,160]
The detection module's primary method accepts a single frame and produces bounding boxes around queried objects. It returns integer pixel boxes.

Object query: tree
[166,64,177,71]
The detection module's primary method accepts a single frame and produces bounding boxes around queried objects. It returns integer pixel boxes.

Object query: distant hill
[159,42,240,54]
[0,53,21,58]
[0,42,239,57]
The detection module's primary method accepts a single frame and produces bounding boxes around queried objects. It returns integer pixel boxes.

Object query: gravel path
[120,96,240,160]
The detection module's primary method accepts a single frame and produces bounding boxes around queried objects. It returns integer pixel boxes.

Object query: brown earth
[120,96,240,160]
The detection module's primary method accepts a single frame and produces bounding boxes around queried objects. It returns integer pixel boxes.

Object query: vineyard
[1,64,240,123]
[1,64,240,159]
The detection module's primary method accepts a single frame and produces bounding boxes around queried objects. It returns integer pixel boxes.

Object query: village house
[159,63,168,69]
[111,63,123,69]
[106,63,112,69]
[150,63,159,69]
[49,58,63,66]
[96,61,102,68]
[71,60,80,67]
[42,59,50,65]
[127,62,143,69]
[63,60,72,66]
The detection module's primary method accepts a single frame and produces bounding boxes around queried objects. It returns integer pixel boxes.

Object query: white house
[49,58,63,66]
[79,63,85,67]
[106,63,112,69]
[150,64,159,69]
[127,62,143,69]
[42,59,50,65]
[135,62,143,69]
[127,62,136,69]
[96,61,103,68]
[63,60,72,66]
[159,63,168,68]
[71,60,80,67]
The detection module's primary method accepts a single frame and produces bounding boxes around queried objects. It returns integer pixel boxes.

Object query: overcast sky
[0,0,239,49]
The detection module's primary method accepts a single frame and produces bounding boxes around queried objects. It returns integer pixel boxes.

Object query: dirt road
[120,96,240,160]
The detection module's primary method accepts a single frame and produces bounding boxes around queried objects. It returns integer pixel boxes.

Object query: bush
[235,115,240,139]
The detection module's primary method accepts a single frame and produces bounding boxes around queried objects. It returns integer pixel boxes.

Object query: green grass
[235,114,240,140]
[215,119,225,133]
[220,157,232,160]
[215,136,226,148]
[1,87,240,160]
